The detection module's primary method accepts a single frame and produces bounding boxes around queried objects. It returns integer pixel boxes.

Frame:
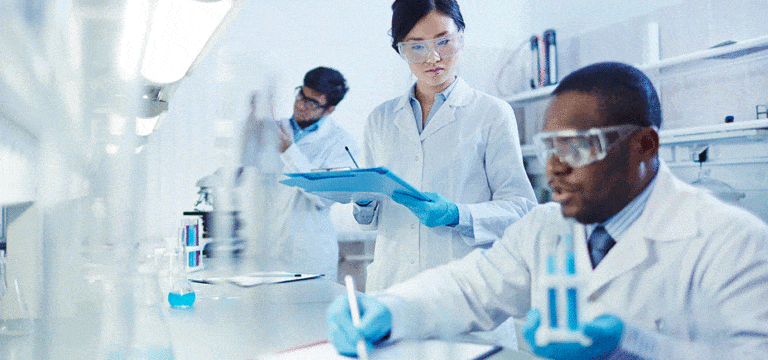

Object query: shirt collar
[409,76,459,103]
[289,115,327,142]
[586,173,659,242]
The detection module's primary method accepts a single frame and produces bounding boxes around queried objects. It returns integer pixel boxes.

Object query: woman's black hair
[390,0,465,53]
[552,62,662,129]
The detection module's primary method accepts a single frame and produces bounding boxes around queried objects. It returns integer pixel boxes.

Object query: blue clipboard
[279,167,429,204]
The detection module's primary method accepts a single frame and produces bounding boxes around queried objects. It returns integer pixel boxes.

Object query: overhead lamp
[136,86,169,136]
[140,0,243,85]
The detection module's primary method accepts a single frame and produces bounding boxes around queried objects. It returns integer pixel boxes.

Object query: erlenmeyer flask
[0,249,34,336]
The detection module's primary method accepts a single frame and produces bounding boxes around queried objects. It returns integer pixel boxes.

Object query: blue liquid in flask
[168,291,195,308]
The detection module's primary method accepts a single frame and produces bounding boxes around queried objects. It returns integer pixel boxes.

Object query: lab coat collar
[393,78,472,140]
[584,160,699,296]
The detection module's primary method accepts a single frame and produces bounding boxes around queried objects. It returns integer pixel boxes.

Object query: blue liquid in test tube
[546,254,558,328]
[564,232,579,330]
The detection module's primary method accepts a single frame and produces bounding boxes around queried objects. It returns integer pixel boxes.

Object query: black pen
[344,146,360,168]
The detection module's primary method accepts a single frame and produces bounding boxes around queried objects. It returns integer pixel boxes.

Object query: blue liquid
[168,292,195,308]
[548,288,558,328]
[567,288,578,330]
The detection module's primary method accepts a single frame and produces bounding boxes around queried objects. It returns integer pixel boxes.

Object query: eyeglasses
[534,124,643,168]
[294,86,329,111]
[396,32,463,64]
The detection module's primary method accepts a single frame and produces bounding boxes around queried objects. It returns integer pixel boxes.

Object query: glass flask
[167,235,195,308]
[0,249,34,337]
[131,261,175,360]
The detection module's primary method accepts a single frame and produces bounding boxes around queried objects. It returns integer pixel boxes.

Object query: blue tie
[588,226,615,269]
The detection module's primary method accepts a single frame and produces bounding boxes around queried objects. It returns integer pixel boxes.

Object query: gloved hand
[391,191,459,227]
[523,308,624,360]
[327,293,392,357]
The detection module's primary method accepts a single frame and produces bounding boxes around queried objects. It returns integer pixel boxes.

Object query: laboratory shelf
[504,35,768,104]
[520,119,768,159]
[658,119,768,145]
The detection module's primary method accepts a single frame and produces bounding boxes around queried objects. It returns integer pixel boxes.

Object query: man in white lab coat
[326,62,768,359]
[240,66,359,279]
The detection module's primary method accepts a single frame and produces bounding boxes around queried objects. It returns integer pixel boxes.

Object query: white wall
[144,0,533,240]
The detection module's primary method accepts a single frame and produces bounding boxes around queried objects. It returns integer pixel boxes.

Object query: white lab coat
[240,116,359,278]
[380,162,768,359]
[356,78,537,293]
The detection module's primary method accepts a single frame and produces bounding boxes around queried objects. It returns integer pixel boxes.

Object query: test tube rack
[181,217,204,272]
[535,226,591,347]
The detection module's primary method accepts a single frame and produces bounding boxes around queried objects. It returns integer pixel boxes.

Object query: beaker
[167,234,195,308]
[131,261,175,359]
[0,250,34,337]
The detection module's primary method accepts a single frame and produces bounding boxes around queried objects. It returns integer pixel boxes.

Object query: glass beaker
[131,261,175,360]
[167,231,195,308]
[0,249,34,337]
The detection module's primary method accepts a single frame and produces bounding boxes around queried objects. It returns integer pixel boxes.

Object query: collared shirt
[409,77,459,134]
[289,115,327,142]
[586,174,659,243]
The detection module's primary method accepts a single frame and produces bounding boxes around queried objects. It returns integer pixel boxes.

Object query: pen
[344,146,360,168]
[344,275,369,360]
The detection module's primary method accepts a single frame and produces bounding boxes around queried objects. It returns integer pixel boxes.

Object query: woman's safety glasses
[534,124,642,168]
[396,32,463,63]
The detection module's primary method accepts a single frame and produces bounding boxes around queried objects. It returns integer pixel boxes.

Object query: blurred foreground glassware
[131,260,175,359]
[0,249,34,337]
[168,232,195,308]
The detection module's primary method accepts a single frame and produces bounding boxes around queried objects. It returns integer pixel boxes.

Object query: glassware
[0,249,34,337]
[167,232,195,308]
[131,261,175,360]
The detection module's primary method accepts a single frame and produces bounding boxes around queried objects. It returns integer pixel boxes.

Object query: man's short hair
[303,67,349,107]
[552,62,662,129]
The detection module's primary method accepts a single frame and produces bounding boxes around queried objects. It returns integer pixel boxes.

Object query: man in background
[240,66,359,280]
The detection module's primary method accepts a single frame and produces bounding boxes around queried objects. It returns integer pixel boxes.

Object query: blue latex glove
[522,308,624,360]
[327,293,392,357]
[391,191,459,227]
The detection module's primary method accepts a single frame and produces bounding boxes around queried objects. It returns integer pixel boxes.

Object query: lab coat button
[410,224,416,229]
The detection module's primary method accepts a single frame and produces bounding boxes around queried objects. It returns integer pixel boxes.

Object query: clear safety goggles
[534,124,643,167]
[396,32,463,63]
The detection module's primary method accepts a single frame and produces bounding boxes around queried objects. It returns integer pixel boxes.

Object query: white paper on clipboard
[279,167,429,204]
[263,339,503,360]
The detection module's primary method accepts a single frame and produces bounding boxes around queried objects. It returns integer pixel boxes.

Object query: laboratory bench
[1,270,539,360]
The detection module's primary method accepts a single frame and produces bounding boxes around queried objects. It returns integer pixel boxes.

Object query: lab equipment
[534,220,590,347]
[345,275,369,360]
[534,124,642,167]
[523,309,624,360]
[0,249,33,336]
[181,218,204,272]
[396,32,464,63]
[327,291,392,357]
[530,35,542,88]
[132,261,176,359]
[167,230,196,308]
[391,191,459,227]
[280,167,429,204]
[543,29,558,86]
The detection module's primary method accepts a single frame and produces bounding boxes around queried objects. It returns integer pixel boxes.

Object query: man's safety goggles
[396,32,463,63]
[534,124,643,168]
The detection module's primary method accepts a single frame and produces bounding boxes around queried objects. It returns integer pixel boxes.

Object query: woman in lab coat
[354,0,537,293]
